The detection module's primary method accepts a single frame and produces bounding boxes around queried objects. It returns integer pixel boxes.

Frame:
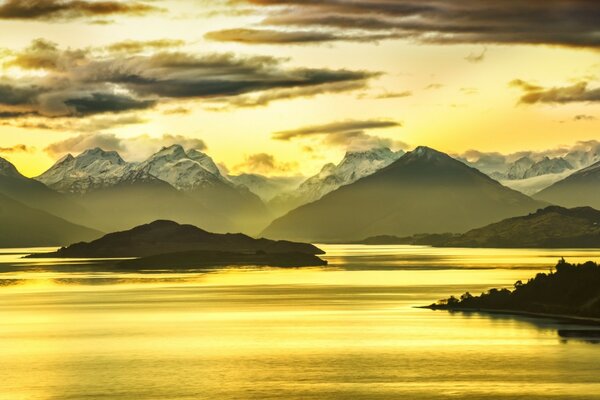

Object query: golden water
[1,245,600,399]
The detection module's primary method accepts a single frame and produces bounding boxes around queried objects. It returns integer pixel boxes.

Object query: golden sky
[0,0,598,177]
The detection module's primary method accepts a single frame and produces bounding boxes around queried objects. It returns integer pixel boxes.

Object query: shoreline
[419,305,600,326]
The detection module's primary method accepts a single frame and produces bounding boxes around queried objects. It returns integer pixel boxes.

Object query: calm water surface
[1,245,600,400]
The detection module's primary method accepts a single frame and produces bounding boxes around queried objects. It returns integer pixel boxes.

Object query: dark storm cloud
[63,93,156,115]
[0,39,376,118]
[510,79,600,104]
[0,0,161,21]
[217,0,600,48]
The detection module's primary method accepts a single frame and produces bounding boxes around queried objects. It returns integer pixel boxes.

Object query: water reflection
[1,245,600,399]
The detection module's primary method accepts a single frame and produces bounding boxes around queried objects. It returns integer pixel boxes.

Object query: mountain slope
[534,161,600,209]
[78,170,232,233]
[270,147,404,214]
[32,219,324,258]
[443,206,600,248]
[0,193,101,247]
[262,146,546,242]
[0,157,89,223]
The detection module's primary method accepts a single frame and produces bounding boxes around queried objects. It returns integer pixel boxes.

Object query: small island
[27,220,327,269]
[425,259,600,322]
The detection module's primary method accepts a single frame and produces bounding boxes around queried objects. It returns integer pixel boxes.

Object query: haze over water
[2,245,600,400]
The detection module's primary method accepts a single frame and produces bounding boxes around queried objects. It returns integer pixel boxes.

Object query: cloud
[233,153,297,174]
[0,0,161,21]
[106,39,185,53]
[222,0,600,49]
[510,79,600,104]
[273,119,401,140]
[574,114,596,121]
[0,114,147,132]
[205,28,405,44]
[0,39,376,118]
[272,118,406,151]
[0,144,32,153]
[425,83,443,90]
[358,90,412,100]
[465,48,487,63]
[45,133,207,161]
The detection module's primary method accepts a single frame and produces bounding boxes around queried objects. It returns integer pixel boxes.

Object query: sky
[0,0,598,177]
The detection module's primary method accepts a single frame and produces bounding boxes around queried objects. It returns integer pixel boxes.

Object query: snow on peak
[187,149,222,177]
[36,148,129,193]
[272,146,403,210]
[137,146,227,191]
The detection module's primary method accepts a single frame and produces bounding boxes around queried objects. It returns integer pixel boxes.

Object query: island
[359,206,600,248]
[27,220,328,269]
[425,259,600,322]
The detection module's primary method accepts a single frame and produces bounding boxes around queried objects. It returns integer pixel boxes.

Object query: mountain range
[262,146,547,242]
[35,145,267,233]
[2,140,600,248]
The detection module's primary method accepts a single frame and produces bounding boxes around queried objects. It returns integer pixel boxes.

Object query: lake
[1,245,600,400]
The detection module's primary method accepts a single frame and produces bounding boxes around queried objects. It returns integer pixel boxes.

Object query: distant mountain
[0,192,101,247]
[31,219,324,258]
[0,156,89,223]
[500,170,574,196]
[36,145,269,233]
[228,173,304,202]
[262,146,546,242]
[535,161,600,209]
[506,156,535,179]
[443,206,600,248]
[270,147,404,215]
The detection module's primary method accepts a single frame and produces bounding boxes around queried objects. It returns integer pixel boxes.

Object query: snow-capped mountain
[135,145,228,191]
[523,157,573,179]
[36,148,130,193]
[270,147,404,214]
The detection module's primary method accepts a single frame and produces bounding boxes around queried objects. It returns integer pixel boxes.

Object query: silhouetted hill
[0,193,102,247]
[427,259,600,320]
[30,220,324,258]
[263,146,546,242]
[535,161,600,209]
